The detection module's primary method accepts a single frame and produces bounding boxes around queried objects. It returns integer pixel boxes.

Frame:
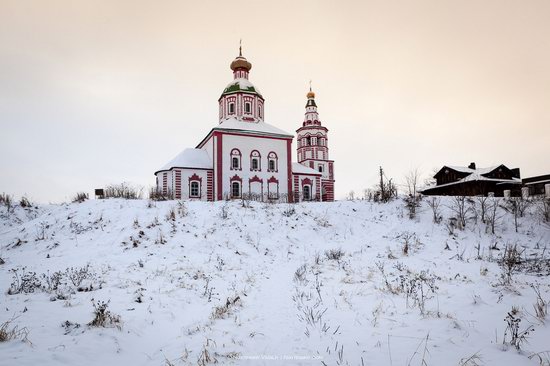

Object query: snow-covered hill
[1,197,549,365]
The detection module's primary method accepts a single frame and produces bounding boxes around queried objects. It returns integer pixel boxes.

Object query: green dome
[222,78,262,97]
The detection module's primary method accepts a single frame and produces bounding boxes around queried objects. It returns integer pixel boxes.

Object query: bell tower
[296,86,335,201]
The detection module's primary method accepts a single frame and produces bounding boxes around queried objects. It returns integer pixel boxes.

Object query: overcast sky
[1,0,549,202]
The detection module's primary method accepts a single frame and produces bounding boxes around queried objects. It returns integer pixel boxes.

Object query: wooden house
[422,162,521,197]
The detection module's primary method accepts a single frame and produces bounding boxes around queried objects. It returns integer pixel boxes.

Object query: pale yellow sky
[1,0,549,202]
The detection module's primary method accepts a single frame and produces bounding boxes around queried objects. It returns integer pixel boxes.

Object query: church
[154,48,335,202]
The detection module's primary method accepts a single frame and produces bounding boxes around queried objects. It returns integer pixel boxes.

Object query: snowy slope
[0,198,549,366]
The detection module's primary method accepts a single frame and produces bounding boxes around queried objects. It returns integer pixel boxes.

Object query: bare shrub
[19,196,32,208]
[503,307,534,351]
[7,268,42,294]
[0,193,14,214]
[449,195,473,230]
[532,284,548,321]
[197,339,217,366]
[219,203,229,219]
[88,300,121,329]
[427,197,442,224]
[293,264,308,284]
[458,352,483,366]
[535,197,550,224]
[282,204,296,217]
[502,197,531,233]
[325,248,345,262]
[104,183,143,199]
[499,244,523,285]
[373,166,397,203]
[72,192,89,203]
[149,187,172,201]
[211,296,241,320]
[177,201,188,217]
[0,317,29,343]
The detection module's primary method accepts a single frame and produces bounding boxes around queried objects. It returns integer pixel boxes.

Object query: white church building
[154,48,335,202]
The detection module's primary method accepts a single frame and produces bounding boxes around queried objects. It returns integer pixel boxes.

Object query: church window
[190,181,200,198]
[230,149,242,170]
[306,137,311,146]
[258,105,262,118]
[318,165,323,173]
[229,103,235,114]
[267,152,278,172]
[245,102,251,113]
[250,150,261,171]
[231,181,241,198]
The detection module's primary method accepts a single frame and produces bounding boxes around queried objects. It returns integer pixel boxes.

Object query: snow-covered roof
[216,118,293,137]
[156,148,212,173]
[446,166,498,175]
[222,78,262,96]
[292,162,322,175]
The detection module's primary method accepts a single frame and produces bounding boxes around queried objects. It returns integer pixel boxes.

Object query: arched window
[245,102,251,113]
[190,181,200,198]
[303,185,311,201]
[231,181,241,198]
[258,104,262,118]
[318,165,324,173]
[267,152,278,172]
[250,150,261,171]
[230,149,242,170]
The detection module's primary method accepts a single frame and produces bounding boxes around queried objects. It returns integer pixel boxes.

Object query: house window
[229,103,235,114]
[190,181,200,197]
[303,185,311,201]
[231,181,241,198]
[245,102,251,113]
[230,149,241,170]
[250,150,261,171]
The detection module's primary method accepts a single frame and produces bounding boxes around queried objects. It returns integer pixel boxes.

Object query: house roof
[292,162,322,176]
[156,148,212,174]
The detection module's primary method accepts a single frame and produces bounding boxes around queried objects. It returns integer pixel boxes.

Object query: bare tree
[427,197,442,224]
[404,169,421,219]
[535,196,550,224]
[475,195,489,224]
[486,197,503,235]
[375,166,397,203]
[502,197,531,233]
[449,195,472,230]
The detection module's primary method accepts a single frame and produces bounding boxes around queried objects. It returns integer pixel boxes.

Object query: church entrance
[303,185,311,201]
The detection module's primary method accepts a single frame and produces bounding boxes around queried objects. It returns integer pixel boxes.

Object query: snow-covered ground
[1,197,549,365]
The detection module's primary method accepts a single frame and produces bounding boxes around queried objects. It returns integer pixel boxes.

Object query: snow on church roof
[215,117,293,137]
[156,148,212,173]
[292,162,322,175]
[222,78,262,96]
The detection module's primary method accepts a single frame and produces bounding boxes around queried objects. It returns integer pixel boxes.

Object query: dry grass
[0,317,30,343]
